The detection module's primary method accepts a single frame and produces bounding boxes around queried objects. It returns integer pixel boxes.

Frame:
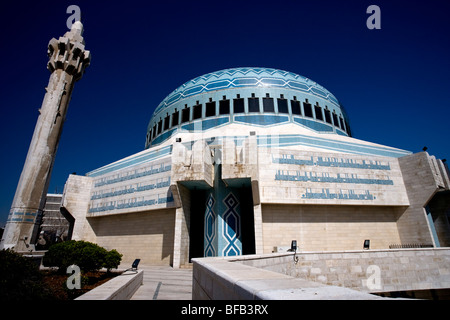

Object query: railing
[389,243,433,249]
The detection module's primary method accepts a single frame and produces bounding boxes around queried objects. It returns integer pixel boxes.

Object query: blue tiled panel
[222,193,241,256]
[272,154,392,170]
[293,117,334,132]
[7,210,37,223]
[204,194,216,257]
[94,163,171,187]
[151,128,177,146]
[203,164,243,257]
[275,170,394,185]
[234,115,289,126]
[181,117,229,132]
[267,134,410,158]
[88,194,174,213]
[302,189,376,200]
[91,177,171,200]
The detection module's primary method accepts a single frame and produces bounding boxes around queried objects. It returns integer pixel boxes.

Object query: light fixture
[363,239,370,250]
[132,258,141,270]
[289,240,299,264]
[125,258,141,273]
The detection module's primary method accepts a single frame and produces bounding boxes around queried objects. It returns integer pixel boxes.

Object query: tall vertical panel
[203,165,242,257]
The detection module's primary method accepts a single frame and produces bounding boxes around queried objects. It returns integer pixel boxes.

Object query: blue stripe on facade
[86,145,173,177]
[86,132,410,181]
[265,134,411,158]
[234,115,289,126]
[151,128,177,146]
[293,117,334,132]
[181,117,229,132]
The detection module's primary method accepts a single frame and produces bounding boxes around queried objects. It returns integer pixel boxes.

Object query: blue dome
[145,67,351,148]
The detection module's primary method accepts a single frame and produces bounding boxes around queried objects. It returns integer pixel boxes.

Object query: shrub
[0,249,54,300]
[104,249,122,272]
[42,240,122,273]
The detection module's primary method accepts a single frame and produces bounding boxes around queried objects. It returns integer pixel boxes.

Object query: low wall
[238,248,450,293]
[192,257,384,300]
[76,269,144,300]
[192,248,450,299]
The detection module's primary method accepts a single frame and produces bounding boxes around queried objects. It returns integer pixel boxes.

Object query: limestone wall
[398,152,440,244]
[88,208,175,265]
[61,174,95,242]
[239,249,450,293]
[261,203,403,252]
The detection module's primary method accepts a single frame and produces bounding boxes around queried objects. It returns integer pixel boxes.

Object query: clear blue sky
[1,0,449,226]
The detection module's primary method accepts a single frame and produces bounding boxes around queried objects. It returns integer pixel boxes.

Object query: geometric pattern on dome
[153,67,341,115]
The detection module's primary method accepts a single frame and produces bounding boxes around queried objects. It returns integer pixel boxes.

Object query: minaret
[0,21,90,251]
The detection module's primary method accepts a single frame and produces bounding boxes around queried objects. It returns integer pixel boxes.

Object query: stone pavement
[130,265,193,300]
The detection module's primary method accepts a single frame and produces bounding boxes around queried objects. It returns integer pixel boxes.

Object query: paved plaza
[130,265,192,300]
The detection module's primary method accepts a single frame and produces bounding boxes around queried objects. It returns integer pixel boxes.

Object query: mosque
[1,23,449,267]
[58,66,450,267]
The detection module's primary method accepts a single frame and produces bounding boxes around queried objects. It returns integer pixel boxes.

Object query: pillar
[0,21,90,251]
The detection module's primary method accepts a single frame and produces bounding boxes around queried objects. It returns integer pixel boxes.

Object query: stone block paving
[131,265,193,300]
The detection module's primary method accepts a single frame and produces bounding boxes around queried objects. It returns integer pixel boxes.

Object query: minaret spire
[0,22,90,251]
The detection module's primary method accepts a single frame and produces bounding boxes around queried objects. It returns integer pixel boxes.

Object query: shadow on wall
[87,208,175,264]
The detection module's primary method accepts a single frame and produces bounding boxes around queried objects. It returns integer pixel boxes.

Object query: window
[219,98,230,115]
[277,97,289,114]
[332,112,339,128]
[314,104,323,121]
[233,96,245,113]
[263,94,274,112]
[181,106,190,123]
[345,120,352,136]
[339,116,345,131]
[206,100,216,117]
[152,124,157,138]
[164,114,170,130]
[172,109,179,127]
[291,99,301,115]
[193,102,202,120]
[324,108,332,124]
[248,94,259,112]
[303,100,313,118]
[157,119,162,134]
